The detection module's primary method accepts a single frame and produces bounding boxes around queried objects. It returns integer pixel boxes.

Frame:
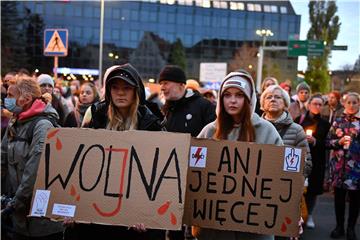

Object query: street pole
[256,46,288,93]
[98,0,104,88]
[54,56,58,81]
[256,47,263,93]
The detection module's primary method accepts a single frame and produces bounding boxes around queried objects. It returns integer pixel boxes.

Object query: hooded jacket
[89,64,162,131]
[1,100,63,236]
[196,72,282,240]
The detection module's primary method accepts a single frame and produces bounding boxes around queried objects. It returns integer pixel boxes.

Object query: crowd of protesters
[1,66,359,240]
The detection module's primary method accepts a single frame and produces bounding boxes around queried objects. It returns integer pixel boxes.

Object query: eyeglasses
[265,95,282,100]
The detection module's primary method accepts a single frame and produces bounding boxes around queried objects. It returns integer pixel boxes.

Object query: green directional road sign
[307,40,324,56]
[331,45,348,50]
[288,40,308,57]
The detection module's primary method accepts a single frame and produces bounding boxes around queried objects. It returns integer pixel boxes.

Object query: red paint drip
[56,137,62,150]
[170,212,177,225]
[70,185,76,196]
[281,223,287,232]
[285,217,292,224]
[157,201,170,215]
[47,129,59,139]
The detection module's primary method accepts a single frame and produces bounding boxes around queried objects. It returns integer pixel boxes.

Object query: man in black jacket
[159,65,216,137]
[159,65,215,240]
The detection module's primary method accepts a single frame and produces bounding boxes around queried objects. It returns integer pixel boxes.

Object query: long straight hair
[214,96,255,142]
[106,93,139,131]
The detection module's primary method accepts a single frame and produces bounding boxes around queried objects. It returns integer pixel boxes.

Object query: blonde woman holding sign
[195,71,282,240]
[64,63,165,240]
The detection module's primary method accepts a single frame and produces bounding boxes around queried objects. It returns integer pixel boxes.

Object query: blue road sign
[44,29,68,56]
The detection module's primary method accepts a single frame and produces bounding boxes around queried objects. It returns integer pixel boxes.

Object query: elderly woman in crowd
[260,85,312,177]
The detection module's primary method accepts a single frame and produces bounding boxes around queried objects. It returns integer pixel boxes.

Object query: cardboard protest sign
[30,128,191,230]
[184,138,305,237]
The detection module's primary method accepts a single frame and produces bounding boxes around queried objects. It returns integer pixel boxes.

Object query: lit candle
[306,129,313,136]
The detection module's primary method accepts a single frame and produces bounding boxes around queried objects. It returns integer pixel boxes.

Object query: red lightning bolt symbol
[194,147,203,165]
[290,157,294,165]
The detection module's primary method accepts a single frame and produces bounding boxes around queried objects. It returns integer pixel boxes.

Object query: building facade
[15,0,301,82]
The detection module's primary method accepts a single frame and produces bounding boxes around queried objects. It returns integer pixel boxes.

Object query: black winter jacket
[162,90,216,136]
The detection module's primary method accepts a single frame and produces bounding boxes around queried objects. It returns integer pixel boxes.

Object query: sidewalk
[302,192,360,240]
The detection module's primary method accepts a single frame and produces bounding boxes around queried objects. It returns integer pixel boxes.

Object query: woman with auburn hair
[1,76,63,239]
[195,71,283,240]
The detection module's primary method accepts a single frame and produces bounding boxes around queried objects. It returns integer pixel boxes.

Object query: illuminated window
[280,6,287,14]
[254,4,261,12]
[264,5,271,12]
[271,5,278,12]
[203,0,211,8]
[247,3,254,11]
[178,0,193,6]
[213,1,227,9]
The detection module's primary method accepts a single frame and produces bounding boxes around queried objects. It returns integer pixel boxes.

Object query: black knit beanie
[158,65,186,84]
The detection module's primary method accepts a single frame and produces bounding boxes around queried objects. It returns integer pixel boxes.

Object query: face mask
[4,98,22,114]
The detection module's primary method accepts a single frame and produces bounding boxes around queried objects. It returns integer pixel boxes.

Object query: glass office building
[17,0,300,81]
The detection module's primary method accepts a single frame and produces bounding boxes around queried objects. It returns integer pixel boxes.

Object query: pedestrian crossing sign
[44,29,68,56]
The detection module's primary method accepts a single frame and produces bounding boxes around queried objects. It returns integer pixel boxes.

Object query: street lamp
[256,29,274,46]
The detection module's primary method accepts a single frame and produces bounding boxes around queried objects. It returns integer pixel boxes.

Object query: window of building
[74,5,82,17]
[254,4,261,12]
[140,10,149,22]
[177,13,185,24]
[264,5,271,12]
[280,6,287,14]
[213,1,227,9]
[247,3,254,11]
[112,29,120,40]
[131,10,139,21]
[149,11,157,22]
[271,5,278,13]
[94,7,100,18]
[195,0,210,8]
[203,15,210,26]
[104,29,110,40]
[113,9,120,19]
[130,30,138,41]
[220,17,227,27]
[121,29,130,41]
[84,6,92,17]
[185,14,193,25]
[167,13,175,23]
[55,3,63,16]
[35,3,43,14]
[195,15,202,26]
[75,27,82,38]
[178,0,193,6]
[229,2,245,10]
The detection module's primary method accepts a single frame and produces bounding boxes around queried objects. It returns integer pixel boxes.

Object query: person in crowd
[159,65,215,239]
[327,92,360,240]
[194,71,283,240]
[261,76,278,94]
[159,65,216,137]
[279,82,294,103]
[201,89,217,105]
[289,82,311,120]
[1,76,63,240]
[37,74,69,125]
[295,94,330,229]
[65,63,165,240]
[63,80,80,112]
[185,79,200,93]
[260,85,312,177]
[2,72,17,91]
[321,91,344,125]
[64,82,99,127]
